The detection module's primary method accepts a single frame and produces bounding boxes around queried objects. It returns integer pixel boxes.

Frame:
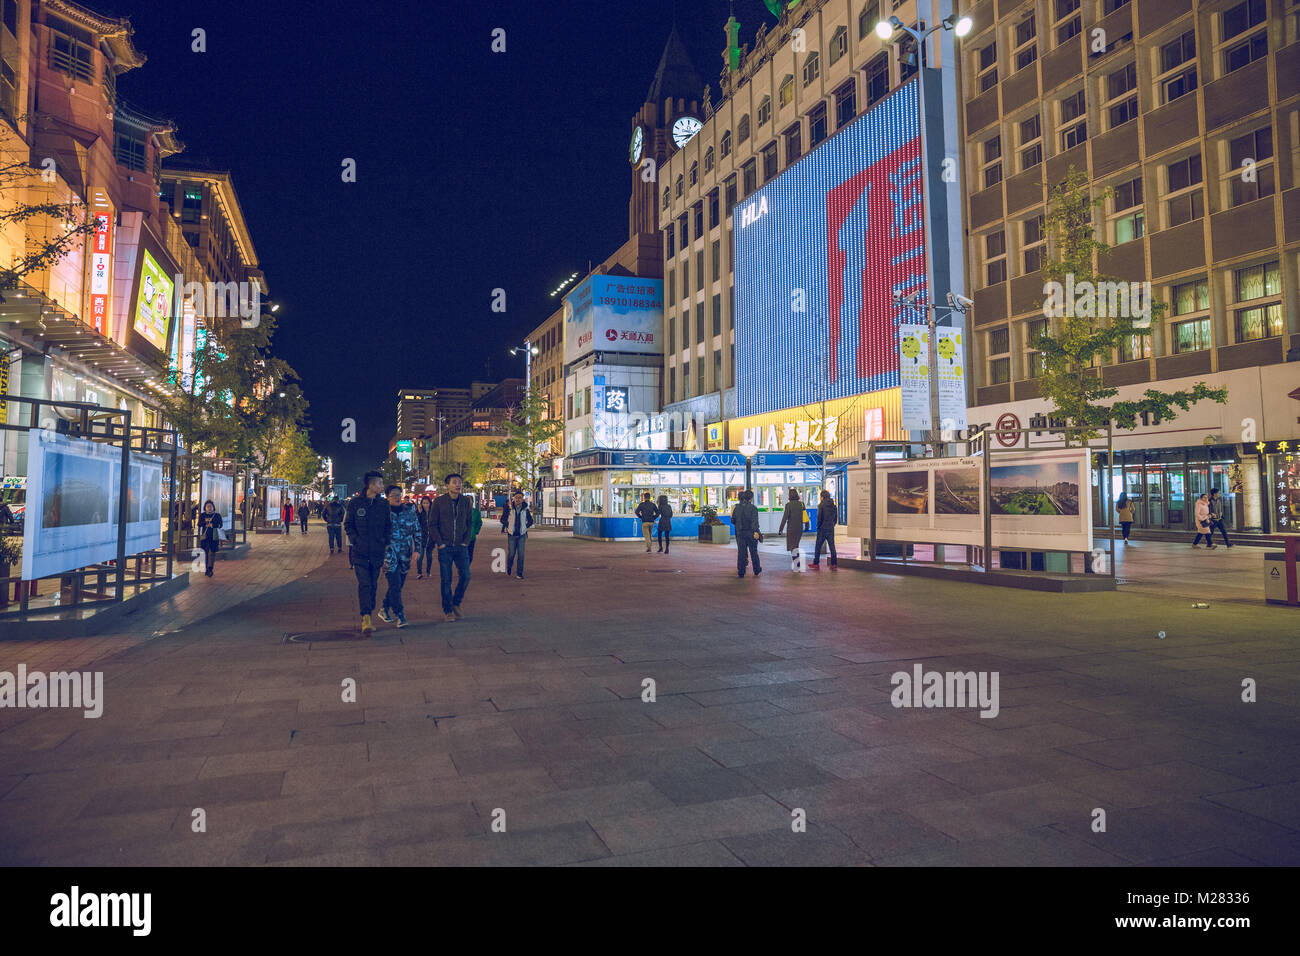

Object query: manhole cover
[285,629,375,643]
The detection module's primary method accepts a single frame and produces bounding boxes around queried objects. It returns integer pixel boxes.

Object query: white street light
[738,443,760,493]
[953,16,973,37]
[874,19,894,40]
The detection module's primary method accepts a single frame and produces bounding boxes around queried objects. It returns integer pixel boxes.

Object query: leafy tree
[0,160,99,291]
[1034,166,1226,444]
[381,456,412,490]
[485,387,564,492]
[274,429,321,486]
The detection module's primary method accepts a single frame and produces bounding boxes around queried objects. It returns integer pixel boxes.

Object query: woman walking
[778,488,806,566]
[197,499,223,577]
[414,496,432,579]
[1191,493,1216,549]
[1116,492,1134,544]
[655,494,673,553]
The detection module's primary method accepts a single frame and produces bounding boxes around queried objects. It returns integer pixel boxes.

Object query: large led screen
[22,431,162,579]
[734,80,926,418]
[564,275,663,364]
[132,248,175,354]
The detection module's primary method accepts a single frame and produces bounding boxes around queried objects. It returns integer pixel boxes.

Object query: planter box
[698,523,731,544]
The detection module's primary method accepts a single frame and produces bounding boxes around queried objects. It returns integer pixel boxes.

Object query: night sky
[102,0,781,489]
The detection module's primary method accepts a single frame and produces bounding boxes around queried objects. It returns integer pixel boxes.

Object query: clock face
[672,116,703,148]
[629,126,644,165]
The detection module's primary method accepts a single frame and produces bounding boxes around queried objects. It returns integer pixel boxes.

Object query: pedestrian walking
[467,495,484,564]
[378,485,421,628]
[500,489,533,578]
[299,500,309,535]
[732,489,762,578]
[1209,488,1233,548]
[282,500,292,535]
[655,494,673,553]
[344,471,392,635]
[1116,492,1134,544]
[430,472,474,622]
[414,496,432,578]
[197,499,223,578]
[1191,492,1216,549]
[635,491,659,552]
[324,496,346,554]
[809,489,838,569]
[778,488,807,565]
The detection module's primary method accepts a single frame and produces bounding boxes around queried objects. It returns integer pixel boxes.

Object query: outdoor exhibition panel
[200,470,236,531]
[570,449,826,539]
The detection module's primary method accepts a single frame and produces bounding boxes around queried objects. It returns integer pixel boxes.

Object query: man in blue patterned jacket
[378,484,422,628]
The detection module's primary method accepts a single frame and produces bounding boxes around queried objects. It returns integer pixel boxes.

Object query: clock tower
[628,27,705,240]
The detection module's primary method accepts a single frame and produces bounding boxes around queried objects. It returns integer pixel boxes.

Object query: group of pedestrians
[634,492,673,553]
[1114,489,1233,549]
[731,488,839,577]
[344,471,479,634]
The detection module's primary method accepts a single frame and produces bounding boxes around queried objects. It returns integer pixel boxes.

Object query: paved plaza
[1,530,1297,866]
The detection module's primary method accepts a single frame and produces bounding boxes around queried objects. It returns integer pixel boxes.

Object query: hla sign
[743,417,839,452]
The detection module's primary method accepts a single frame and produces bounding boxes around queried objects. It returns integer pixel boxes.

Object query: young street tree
[485,387,565,493]
[0,160,99,291]
[1034,166,1226,443]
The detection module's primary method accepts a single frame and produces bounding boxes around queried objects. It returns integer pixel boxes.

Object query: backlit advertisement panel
[86,190,115,336]
[132,249,175,354]
[22,431,162,579]
[200,470,235,531]
[564,274,663,363]
[735,80,927,418]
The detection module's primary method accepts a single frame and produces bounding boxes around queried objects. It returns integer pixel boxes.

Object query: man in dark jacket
[324,496,346,555]
[430,472,474,621]
[500,489,534,579]
[344,471,391,635]
[731,490,762,578]
[634,492,659,552]
[810,489,839,569]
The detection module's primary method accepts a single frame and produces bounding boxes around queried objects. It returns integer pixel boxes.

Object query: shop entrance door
[1168,468,1188,529]
[1145,467,1166,528]
[1124,468,1145,526]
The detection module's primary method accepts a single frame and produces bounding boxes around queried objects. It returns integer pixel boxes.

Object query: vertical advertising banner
[86,191,115,336]
[898,323,931,430]
[734,81,926,418]
[935,328,967,431]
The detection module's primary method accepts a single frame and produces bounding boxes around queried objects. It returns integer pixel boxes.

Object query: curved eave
[44,0,146,72]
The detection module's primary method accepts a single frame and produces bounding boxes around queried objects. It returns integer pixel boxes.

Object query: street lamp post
[509,341,540,491]
[738,443,759,494]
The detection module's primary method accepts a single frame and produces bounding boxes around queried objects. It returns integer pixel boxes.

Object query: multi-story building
[524,304,565,460]
[158,162,266,306]
[959,0,1300,535]
[395,386,476,444]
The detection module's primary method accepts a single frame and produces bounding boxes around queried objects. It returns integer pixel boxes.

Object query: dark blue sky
[110,0,782,488]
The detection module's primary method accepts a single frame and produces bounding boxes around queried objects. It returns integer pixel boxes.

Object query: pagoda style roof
[646,27,704,106]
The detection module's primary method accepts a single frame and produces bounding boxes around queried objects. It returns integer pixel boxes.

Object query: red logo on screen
[605,328,618,341]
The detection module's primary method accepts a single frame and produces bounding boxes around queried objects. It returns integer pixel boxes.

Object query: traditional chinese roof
[645,27,704,107]
[42,0,146,72]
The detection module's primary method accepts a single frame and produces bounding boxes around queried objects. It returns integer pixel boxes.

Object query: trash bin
[1265,552,1292,605]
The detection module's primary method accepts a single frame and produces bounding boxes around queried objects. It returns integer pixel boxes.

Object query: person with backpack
[655,494,673,553]
[1208,488,1232,548]
[778,488,806,566]
[344,471,392,635]
[500,489,533,579]
[1191,493,1215,549]
[635,492,659,552]
[809,489,838,569]
[732,489,762,578]
[325,496,346,555]
[378,484,421,628]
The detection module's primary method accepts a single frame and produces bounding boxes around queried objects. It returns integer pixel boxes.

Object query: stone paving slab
[1,533,1297,865]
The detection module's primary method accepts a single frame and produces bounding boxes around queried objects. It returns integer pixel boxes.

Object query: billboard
[564,274,663,364]
[200,470,234,531]
[899,324,967,431]
[735,80,930,418]
[22,431,162,579]
[86,190,115,336]
[131,248,176,354]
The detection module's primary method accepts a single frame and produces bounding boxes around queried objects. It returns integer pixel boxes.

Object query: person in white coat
[1191,493,1216,549]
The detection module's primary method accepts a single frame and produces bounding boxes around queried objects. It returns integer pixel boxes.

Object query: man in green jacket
[467,493,484,563]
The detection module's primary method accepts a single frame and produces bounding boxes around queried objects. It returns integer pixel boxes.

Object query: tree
[274,429,321,486]
[485,387,565,492]
[381,456,412,490]
[0,160,99,291]
[1033,167,1226,444]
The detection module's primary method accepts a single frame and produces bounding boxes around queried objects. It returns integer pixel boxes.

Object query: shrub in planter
[0,535,20,609]
[697,506,731,544]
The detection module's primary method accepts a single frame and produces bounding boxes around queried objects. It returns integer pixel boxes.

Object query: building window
[675,174,684,198]
[1014,15,1038,71]
[989,326,1011,384]
[662,188,670,210]
[704,145,715,173]
[667,270,675,303]
[724,174,738,214]
[1112,177,1144,244]
[830,26,848,65]
[803,51,820,87]
[1232,261,1283,342]
[761,140,778,183]
[689,161,699,186]
[696,304,704,341]
[1221,0,1267,75]
[976,41,998,93]
[1165,153,1203,227]
[696,247,704,281]
[1023,213,1046,273]
[1060,89,1087,150]
[713,293,722,335]
[1025,317,1048,376]
[1019,114,1043,171]
[982,135,1002,189]
[1118,328,1150,362]
[712,240,721,282]
[757,95,771,127]
[1170,278,1210,353]
[1158,30,1197,104]
[1105,62,1137,129]
[1054,0,1081,46]
[714,350,723,391]
[683,361,690,398]
[697,358,706,396]
[668,367,675,401]
[1104,0,1132,12]
[1228,126,1274,206]
[859,2,881,41]
[864,53,889,108]
[985,231,1007,285]
[708,189,719,228]
[835,80,857,128]
[114,132,146,171]
[48,27,95,82]
[784,122,802,164]
[720,129,732,158]
[809,102,828,147]
[779,74,795,108]
[742,158,757,196]
[693,203,704,238]
[683,308,691,345]
[679,216,688,248]
[668,316,675,354]
[666,227,675,258]
[738,113,751,145]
